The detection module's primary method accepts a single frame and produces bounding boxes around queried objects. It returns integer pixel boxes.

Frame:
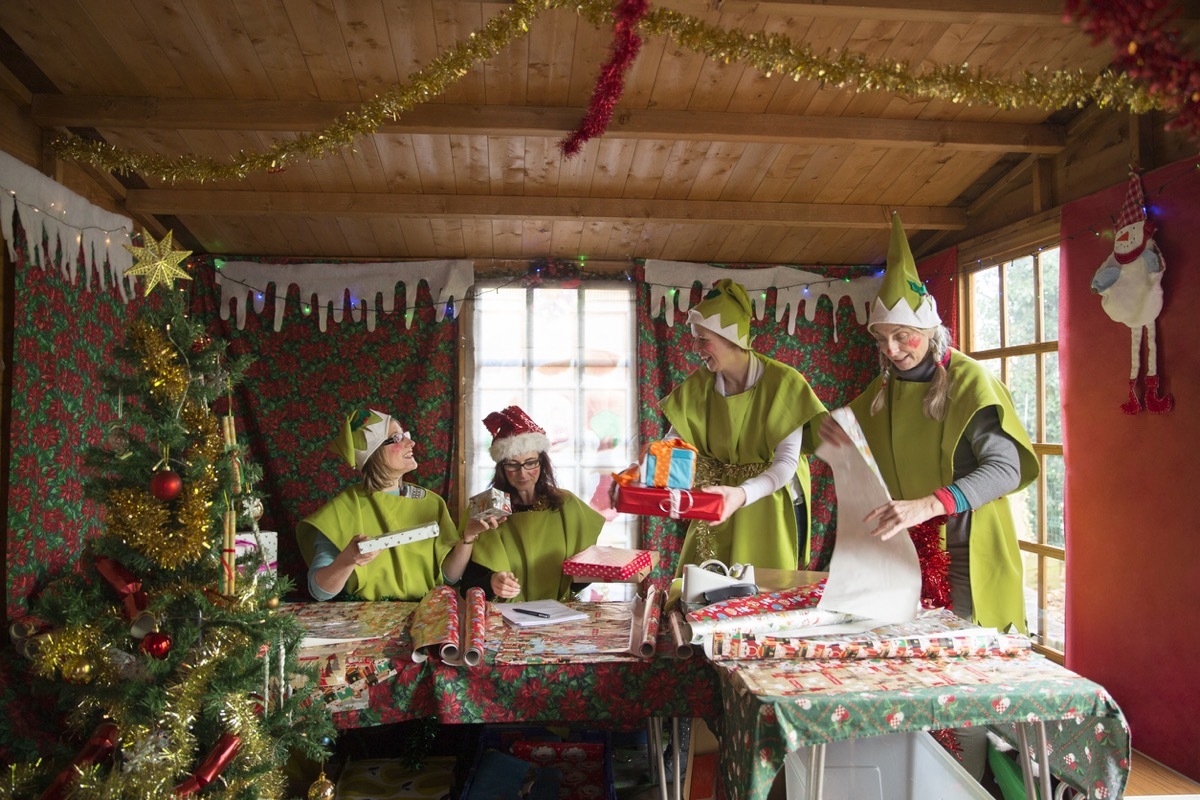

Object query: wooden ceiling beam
[31,96,1065,154]
[609,1,1089,26]
[125,189,967,230]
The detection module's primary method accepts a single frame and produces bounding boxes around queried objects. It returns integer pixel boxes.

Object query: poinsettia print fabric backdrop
[2,217,152,761]
[635,262,882,579]
[188,260,459,592]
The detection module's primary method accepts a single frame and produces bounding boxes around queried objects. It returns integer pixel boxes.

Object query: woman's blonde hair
[361,451,400,494]
[869,324,952,420]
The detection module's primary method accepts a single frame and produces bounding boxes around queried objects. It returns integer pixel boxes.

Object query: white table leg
[652,717,668,800]
[672,717,681,800]
[1017,723,1037,799]
[807,743,826,800]
[1035,720,1053,800]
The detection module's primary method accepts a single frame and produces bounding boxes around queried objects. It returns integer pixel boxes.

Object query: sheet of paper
[498,599,588,628]
[814,406,921,626]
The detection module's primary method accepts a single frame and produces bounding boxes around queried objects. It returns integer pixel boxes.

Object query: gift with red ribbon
[613,484,723,521]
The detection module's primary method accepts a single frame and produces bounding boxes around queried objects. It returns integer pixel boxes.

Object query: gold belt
[691,456,769,563]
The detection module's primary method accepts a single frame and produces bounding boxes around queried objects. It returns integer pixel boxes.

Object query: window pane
[1045,453,1064,549]
[979,356,1002,382]
[1040,247,1060,341]
[1044,352,1061,443]
[472,283,637,551]
[1007,354,1038,440]
[1005,256,1036,346]
[1024,552,1066,652]
[970,266,1001,351]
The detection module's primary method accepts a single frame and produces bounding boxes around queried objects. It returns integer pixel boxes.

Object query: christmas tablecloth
[292,600,720,730]
[714,655,1129,800]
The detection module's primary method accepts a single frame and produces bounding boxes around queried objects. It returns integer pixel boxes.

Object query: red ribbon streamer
[38,722,119,800]
[95,556,148,620]
[559,0,648,157]
[174,733,242,796]
[908,517,952,611]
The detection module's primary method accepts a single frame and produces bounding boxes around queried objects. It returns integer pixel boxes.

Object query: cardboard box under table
[461,726,615,800]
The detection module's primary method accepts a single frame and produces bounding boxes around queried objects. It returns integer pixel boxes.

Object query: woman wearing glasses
[296,408,486,601]
[460,405,604,602]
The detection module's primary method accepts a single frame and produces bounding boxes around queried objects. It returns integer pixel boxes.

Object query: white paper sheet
[815,407,921,626]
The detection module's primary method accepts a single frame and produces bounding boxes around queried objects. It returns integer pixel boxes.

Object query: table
[713,654,1130,800]
[289,599,720,734]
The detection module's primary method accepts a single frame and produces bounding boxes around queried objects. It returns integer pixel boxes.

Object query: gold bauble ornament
[307,770,335,800]
[62,654,95,684]
[265,596,280,610]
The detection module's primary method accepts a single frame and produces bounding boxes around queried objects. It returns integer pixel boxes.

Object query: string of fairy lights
[6,162,1200,325]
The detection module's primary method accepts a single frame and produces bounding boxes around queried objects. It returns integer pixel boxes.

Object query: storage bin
[460,726,616,800]
[782,731,991,800]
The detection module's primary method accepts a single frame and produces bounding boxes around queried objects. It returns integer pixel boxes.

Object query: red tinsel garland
[908,517,952,611]
[560,0,647,157]
[1065,0,1200,141]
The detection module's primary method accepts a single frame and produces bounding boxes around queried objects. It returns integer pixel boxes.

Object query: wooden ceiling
[0,1,1144,266]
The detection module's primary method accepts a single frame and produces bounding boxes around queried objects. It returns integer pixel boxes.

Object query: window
[468,282,638,551]
[963,246,1064,658]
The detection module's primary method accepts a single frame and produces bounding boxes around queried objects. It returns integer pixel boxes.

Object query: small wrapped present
[234,531,277,575]
[641,438,698,489]
[468,488,512,521]
[613,484,723,521]
[562,545,657,582]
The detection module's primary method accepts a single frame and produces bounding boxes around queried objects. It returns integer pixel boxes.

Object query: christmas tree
[5,288,336,798]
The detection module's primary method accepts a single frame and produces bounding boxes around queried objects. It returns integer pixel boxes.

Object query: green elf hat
[869,213,941,332]
[686,278,754,350]
[331,408,396,470]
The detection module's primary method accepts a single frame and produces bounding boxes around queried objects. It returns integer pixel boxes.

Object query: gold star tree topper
[124,230,193,295]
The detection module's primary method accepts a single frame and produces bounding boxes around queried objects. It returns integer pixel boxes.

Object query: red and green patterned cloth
[714,655,1129,800]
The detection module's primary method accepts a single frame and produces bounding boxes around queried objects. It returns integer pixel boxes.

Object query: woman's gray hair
[869,325,953,420]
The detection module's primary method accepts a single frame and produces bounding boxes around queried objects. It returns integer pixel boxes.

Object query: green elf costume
[296,408,459,601]
[465,406,604,602]
[847,214,1038,634]
[661,279,826,575]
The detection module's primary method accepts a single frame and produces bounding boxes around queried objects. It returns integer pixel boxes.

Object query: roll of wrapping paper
[632,586,662,658]
[221,509,237,596]
[668,609,693,659]
[222,415,242,490]
[461,587,487,667]
[409,586,461,663]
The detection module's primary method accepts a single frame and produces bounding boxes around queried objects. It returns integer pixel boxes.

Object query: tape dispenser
[682,559,757,605]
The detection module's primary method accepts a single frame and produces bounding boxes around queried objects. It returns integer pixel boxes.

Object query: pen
[514,608,551,618]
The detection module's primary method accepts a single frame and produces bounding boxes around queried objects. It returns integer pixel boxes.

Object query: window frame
[959,236,1065,663]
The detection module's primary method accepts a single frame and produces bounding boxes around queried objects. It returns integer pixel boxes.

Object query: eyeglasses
[381,431,411,446]
[501,457,541,472]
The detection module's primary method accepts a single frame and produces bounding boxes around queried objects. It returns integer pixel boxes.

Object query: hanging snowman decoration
[1090,171,1174,415]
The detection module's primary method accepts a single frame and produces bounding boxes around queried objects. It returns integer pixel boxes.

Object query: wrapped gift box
[234,531,277,575]
[338,755,455,799]
[562,545,657,582]
[468,487,512,521]
[640,439,697,489]
[614,485,723,521]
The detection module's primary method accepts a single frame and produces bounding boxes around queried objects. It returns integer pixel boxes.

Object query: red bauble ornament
[140,631,172,659]
[149,469,182,501]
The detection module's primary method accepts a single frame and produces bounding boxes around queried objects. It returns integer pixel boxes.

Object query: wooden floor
[1126,750,1200,796]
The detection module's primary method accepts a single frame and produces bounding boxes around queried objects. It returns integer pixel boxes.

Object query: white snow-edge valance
[643,260,883,343]
[215,259,474,332]
[0,149,136,301]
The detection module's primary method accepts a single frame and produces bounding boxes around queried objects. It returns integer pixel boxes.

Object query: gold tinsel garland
[48,0,1168,184]
[127,321,189,408]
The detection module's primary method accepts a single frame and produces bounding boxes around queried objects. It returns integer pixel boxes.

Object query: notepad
[498,599,588,628]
